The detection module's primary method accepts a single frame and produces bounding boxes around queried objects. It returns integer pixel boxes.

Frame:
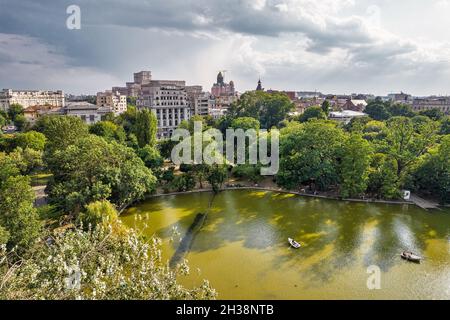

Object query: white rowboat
[288,238,301,249]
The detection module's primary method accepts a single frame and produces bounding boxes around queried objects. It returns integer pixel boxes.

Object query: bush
[78,200,126,235]
[0,225,217,300]
[0,175,42,251]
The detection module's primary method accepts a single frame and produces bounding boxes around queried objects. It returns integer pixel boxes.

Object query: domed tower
[217,72,224,85]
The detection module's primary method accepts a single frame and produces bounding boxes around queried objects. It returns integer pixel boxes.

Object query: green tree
[0,152,20,187]
[232,164,261,183]
[46,135,156,213]
[384,116,438,183]
[339,134,372,198]
[231,117,261,131]
[0,113,6,127]
[171,172,196,192]
[419,108,444,121]
[299,106,327,123]
[440,116,450,135]
[89,121,126,143]
[14,115,28,132]
[321,100,331,116]
[362,120,387,142]
[137,145,164,170]
[277,120,344,191]
[36,115,89,153]
[116,105,138,135]
[344,116,371,133]
[8,147,44,175]
[0,175,42,251]
[367,153,400,199]
[0,225,9,245]
[179,115,210,134]
[13,131,46,151]
[7,104,24,122]
[134,109,157,148]
[389,103,414,117]
[230,91,294,128]
[207,164,228,193]
[365,102,391,121]
[412,135,450,204]
[78,200,126,235]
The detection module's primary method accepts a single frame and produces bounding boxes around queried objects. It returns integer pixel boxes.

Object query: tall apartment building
[413,97,450,114]
[186,85,214,116]
[0,89,65,111]
[186,85,203,115]
[196,93,214,116]
[137,80,190,138]
[134,71,152,85]
[96,90,127,115]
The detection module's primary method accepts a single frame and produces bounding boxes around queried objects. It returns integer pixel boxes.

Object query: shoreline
[139,186,415,206]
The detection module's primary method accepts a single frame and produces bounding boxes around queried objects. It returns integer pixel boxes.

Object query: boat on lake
[288,238,301,249]
[401,251,422,263]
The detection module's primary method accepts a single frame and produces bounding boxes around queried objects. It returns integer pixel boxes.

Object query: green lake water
[121,190,450,300]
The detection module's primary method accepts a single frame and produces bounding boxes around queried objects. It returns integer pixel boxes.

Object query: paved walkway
[410,194,440,210]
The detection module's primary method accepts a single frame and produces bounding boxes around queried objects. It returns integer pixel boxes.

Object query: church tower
[256,78,263,91]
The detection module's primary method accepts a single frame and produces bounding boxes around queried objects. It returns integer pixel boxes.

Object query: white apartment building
[65,101,113,125]
[0,89,65,111]
[137,80,190,138]
[96,90,127,115]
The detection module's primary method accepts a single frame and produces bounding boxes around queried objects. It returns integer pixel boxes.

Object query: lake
[121,190,450,300]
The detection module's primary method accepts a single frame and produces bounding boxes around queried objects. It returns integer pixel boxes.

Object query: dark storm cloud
[0,0,449,95]
[0,0,378,53]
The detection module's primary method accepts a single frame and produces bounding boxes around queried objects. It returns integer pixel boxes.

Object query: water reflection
[121,190,450,299]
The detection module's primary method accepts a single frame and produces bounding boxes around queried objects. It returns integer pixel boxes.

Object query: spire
[256,78,263,91]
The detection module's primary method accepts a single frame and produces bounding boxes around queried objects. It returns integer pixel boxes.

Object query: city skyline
[1,1,450,96]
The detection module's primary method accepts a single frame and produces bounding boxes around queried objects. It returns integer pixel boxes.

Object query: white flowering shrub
[0,225,217,300]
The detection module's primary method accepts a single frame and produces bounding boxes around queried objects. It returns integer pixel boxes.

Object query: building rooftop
[349,99,368,106]
[330,110,367,118]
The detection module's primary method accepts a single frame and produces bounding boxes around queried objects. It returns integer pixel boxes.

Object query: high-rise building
[134,71,152,85]
[112,70,153,97]
[186,85,203,115]
[96,90,127,115]
[137,80,190,138]
[0,89,65,111]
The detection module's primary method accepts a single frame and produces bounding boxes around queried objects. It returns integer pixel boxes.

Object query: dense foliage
[0,92,448,300]
[46,135,156,212]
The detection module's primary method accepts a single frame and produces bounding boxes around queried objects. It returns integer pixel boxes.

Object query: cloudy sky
[1,0,450,96]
